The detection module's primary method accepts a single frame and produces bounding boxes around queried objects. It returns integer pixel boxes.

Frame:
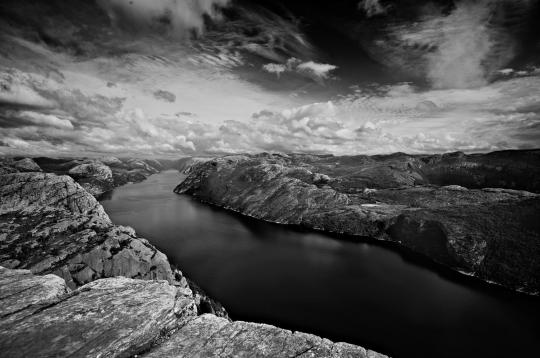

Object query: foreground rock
[175,151,540,295]
[145,314,386,358]
[0,267,197,358]
[0,267,387,358]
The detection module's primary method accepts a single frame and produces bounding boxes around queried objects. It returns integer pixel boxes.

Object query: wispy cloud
[358,0,388,17]
[262,58,338,82]
[96,0,231,37]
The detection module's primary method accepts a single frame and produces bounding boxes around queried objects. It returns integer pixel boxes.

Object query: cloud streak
[96,0,230,37]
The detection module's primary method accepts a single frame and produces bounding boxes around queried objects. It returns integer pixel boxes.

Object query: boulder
[68,161,114,196]
[13,158,42,172]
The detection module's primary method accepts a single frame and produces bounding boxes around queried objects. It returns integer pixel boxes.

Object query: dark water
[101,171,540,358]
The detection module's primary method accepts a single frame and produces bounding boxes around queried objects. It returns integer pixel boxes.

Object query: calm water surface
[101,171,540,358]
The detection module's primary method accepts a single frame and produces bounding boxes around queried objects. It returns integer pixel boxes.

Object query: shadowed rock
[175,151,540,294]
[0,172,176,289]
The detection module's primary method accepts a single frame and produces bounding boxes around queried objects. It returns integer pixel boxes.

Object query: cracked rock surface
[0,172,175,289]
[175,151,540,295]
[0,267,387,358]
[0,267,197,358]
[144,314,387,358]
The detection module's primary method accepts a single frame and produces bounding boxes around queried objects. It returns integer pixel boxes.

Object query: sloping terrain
[175,150,540,294]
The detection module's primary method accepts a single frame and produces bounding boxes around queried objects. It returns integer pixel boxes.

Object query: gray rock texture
[32,156,169,195]
[0,157,41,174]
[13,158,42,172]
[144,314,388,358]
[0,268,387,358]
[0,172,175,289]
[175,151,540,295]
[68,161,114,196]
[0,268,197,358]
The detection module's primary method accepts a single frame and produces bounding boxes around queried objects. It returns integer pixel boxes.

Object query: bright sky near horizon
[0,0,539,157]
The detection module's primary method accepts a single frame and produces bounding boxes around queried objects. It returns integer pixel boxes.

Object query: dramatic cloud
[262,58,338,81]
[358,0,388,17]
[0,71,56,109]
[1,110,74,129]
[355,0,535,89]
[1,0,538,158]
[296,61,338,80]
[422,0,512,88]
[262,63,287,78]
[96,0,230,36]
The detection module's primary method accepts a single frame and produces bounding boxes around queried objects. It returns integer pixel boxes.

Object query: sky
[0,0,539,158]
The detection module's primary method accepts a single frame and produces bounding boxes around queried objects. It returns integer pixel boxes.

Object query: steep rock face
[0,172,175,289]
[0,268,197,358]
[175,153,540,294]
[68,162,114,196]
[145,314,388,358]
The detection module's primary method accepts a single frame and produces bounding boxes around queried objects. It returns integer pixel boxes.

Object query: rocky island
[175,150,540,295]
[0,158,387,358]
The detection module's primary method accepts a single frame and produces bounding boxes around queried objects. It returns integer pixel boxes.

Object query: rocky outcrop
[176,156,212,174]
[0,267,197,358]
[175,151,540,295]
[0,157,42,174]
[0,267,387,358]
[68,161,114,196]
[33,156,167,195]
[0,172,175,288]
[13,158,42,172]
[145,314,386,358]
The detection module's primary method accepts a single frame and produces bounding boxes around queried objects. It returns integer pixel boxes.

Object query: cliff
[0,169,387,357]
[175,150,540,295]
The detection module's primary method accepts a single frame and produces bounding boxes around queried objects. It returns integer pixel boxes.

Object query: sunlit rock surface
[13,158,42,172]
[0,268,197,358]
[175,150,540,294]
[0,268,387,358]
[145,314,387,358]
